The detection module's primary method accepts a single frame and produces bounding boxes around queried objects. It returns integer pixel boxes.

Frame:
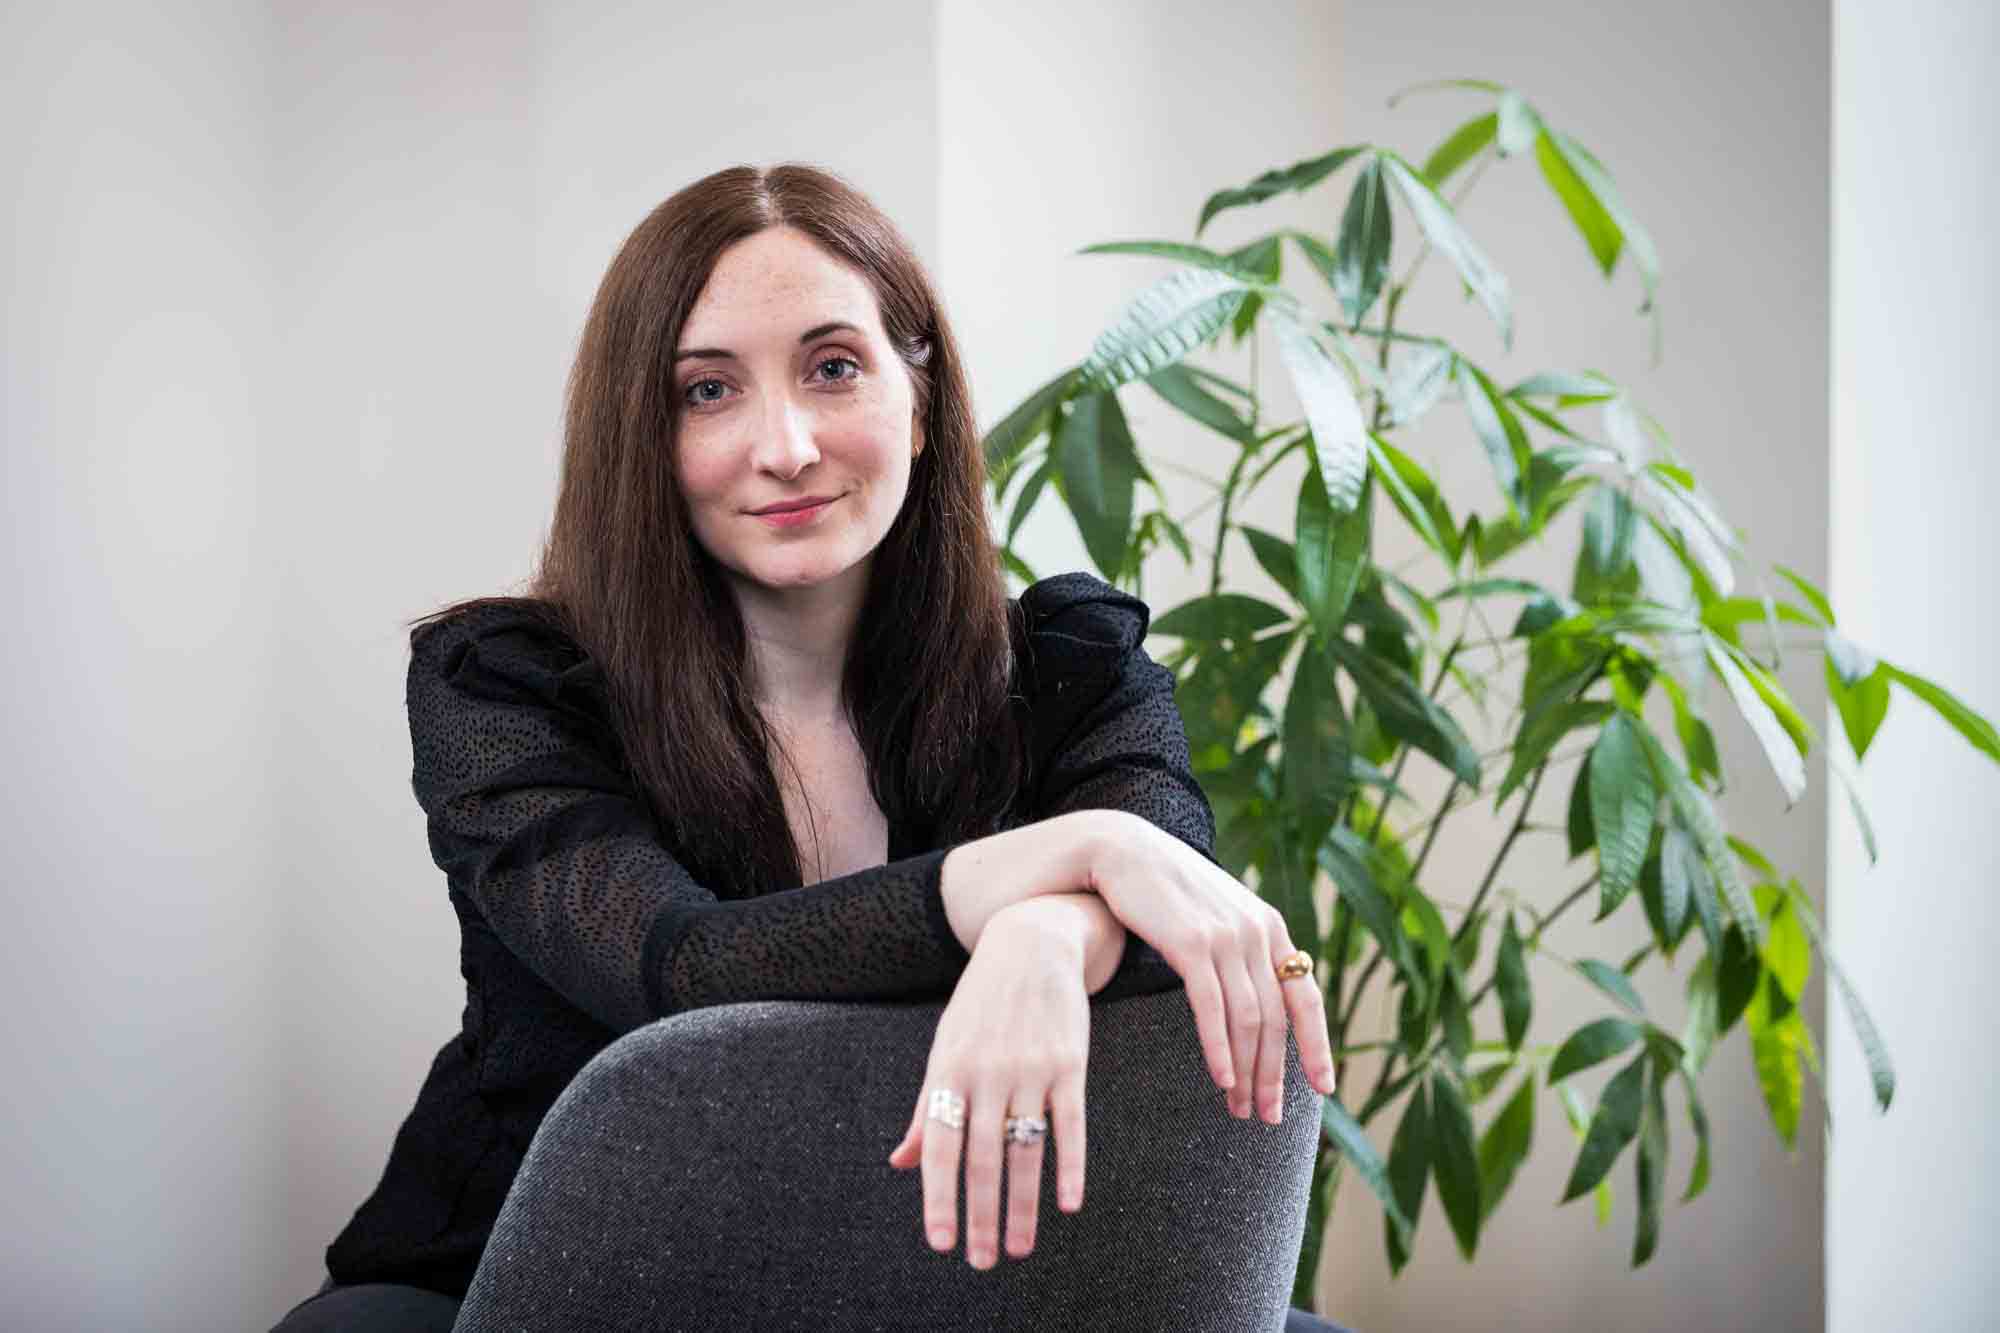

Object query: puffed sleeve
[409,604,969,1036]
[1018,572,1222,1001]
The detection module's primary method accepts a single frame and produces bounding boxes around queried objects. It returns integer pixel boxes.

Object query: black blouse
[323,570,1220,1298]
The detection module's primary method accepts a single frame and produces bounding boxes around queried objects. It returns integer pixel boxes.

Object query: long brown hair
[408,163,1025,897]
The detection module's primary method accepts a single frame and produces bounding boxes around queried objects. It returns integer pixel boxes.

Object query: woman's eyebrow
[673,321,862,363]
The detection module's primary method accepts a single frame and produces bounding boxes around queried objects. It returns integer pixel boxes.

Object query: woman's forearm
[983,891,1130,994]
[938,809,1116,954]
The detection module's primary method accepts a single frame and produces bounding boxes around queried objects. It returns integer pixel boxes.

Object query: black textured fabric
[321,571,1221,1298]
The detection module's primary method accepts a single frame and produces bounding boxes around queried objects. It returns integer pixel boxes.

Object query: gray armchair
[451,986,1335,1332]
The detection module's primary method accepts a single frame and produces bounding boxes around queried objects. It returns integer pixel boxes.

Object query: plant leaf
[1456,359,1532,513]
[1576,958,1646,1016]
[1658,820,1706,947]
[1708,638,1808,806]
[1496,90,1540,157]
[1197,145,1371,236]
[1144,362,1258,444]
[1053,390,1142,580]
[1476,1073,1536,1222]
[1333,156,1394,326]
[1633,1056,1669,1265]
[1495,911,1532,1050]
[1379,151,1513,345]
[1322,633,1482,786]
[1589,714,1657,913]
[1295,467,1372,639]
[1077,239,1275,284]
[1883,662,2000,762]
[1273,315,1370,515]
[1549,1015,1643,1084]
[1369,432,1458,561]
[1422,112,1498,187]
[1827,657,1891,759]
[1152,593,1290,644]
[1779,879,1895,1110]
[1321,827,1423,993]
[1081,268,1254,392]
[1429,1071,1485,1259]
[1384,1081,1432,1273]
[1385,341,1458,427]
[1004,456,1054,545]
[1322,1093,1416,1245]
[1547,128,1660,318]
[1675,1066,1713,1201]
[1639,727,1766,950]
[1282,634,1352,824]
[1534,127,1622,273]
[1774,563,1835,627]
[1239,524,1301,602]
[1560,1050,1648,1202]
[983,363,1082,472]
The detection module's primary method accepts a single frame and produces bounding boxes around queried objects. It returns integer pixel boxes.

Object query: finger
[889,1093,925,1168]
[1244,920,1289,1125]
[920,1086,964,1254]
[1049,1065,1087,1215]
[1178,949,1236,1093]
[1002,1091,1048,1260]
[1221,954,1263,1119]
[962,1080,1006,1270]
[1275,946,1338,1095]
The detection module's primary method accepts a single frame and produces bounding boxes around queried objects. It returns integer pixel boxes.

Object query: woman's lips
[753,496,837,528]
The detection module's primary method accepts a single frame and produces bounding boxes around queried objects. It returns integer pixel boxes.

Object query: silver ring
[1004,1113,1048,1146]
[926,1088,966,1131]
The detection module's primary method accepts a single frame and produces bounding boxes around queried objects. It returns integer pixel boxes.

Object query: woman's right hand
[886,899,1095,1269]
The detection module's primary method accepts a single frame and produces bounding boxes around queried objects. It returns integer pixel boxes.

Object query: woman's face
[671,225,921,601]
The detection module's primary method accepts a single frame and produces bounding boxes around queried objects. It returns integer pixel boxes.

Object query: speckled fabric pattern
[321,571,1225,1298]
[455,988,1322,1333]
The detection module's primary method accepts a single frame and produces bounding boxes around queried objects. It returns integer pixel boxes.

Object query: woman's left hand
[1081,809,1338,1123]
[885,903,1093,1270]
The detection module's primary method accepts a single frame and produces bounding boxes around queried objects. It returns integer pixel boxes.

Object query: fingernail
[930,1228,951,1251]
[1265,1105,1282,1125]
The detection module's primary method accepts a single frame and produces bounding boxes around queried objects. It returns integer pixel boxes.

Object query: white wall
[1827,2,2000,1329]
[0,6,284,1330]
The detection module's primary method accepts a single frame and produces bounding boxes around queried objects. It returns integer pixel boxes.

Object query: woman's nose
[756,393,820,476]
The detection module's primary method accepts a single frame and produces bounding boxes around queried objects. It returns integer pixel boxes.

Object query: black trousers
[269,1272,1357,1332]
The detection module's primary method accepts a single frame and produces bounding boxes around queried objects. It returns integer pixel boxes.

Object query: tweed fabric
[454,988,1322,1333]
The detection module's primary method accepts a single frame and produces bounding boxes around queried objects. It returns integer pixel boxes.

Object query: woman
[272,163,1341,1331]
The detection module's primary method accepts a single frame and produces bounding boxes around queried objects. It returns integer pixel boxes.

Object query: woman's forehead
[680,228,882,350]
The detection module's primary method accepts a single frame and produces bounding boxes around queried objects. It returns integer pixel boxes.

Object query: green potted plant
[979,79,2000,1311]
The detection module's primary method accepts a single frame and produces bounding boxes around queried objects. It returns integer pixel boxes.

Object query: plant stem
[1452,761,1549,954]
[1466,872,1600,1011]
[1210,449,1250,598]
[1328,639,1464,1081]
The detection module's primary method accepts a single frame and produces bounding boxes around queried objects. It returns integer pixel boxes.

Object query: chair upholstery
[453,986,1322,1332]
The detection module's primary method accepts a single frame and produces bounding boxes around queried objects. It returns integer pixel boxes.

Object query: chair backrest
[454,986,1321,1332]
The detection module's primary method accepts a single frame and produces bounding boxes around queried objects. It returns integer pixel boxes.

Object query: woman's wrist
[986,892,1129,994]
[939,809,1117,953]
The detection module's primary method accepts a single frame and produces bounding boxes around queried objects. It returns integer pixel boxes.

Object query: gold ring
[1274,950,1313,983]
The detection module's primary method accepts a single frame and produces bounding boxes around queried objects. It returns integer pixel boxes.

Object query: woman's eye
[814,355,860,384]
[682,357,857,412]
